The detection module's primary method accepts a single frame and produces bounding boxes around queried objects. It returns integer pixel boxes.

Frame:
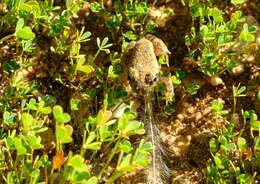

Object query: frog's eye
[145,74,156,85]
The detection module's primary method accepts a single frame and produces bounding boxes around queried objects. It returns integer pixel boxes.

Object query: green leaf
[79,30,91,43]
[239,24,255,42]
[13,137,27,155]
[230,11,242,28]
[38,106,52,114]
[99,126,111,141]
[118,113,145,136]
[132,151,149,167]
[135,2,148,15]
[67,155,89,173]
[251,120,260,132]
[90,2,103,13]
[96,108,105,126]
[19,1,40,15]
[117,154,134,172]
[120,141,133,153]
[3,59,20,73]
[122,31,137,41]
[254,137,260,151]
[70,98,80,110]
[209,138,218,153]
[26,98,38,110]
[83,132,102,150]
[21,113,33,131]
[139,141,152,152]
[100,37,112,49]
[237,137,247,151]
[3,110,16,125]
[171,75,181,85]
[85,176,98,184]
[125,121,145,136]
[108,65,119,79]
[233,84,246,98]
[257,90,260,100]
[77,64,94,74]
[85,132,96,145]
[56,125,73,144]
[76,56,94,75]
[237,174,250,184]
[26,133,42,150]
[214,156,225,169]
[132,140,152,167]
[106,15,122,30]
[145,20,156,33]
[208,8,223,24]
[66,0,73,10]
[16,26,35,40]
[53,105,71,124]
[16,19,24,32]
[231,0,245,5]
[83,142,101,151]
[237,86,246,95]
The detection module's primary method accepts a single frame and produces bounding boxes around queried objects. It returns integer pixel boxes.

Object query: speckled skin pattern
[125,38,161,93]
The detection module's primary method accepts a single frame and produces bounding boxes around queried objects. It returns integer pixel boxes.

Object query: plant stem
[107,171,124,184]
[50,168,54,184]
[92,49,101,63]
[0,34,15,44]
[80,130,87,156]
[98,140,120,180]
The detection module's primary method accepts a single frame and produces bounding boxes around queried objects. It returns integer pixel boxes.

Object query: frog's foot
[159,76,174,103]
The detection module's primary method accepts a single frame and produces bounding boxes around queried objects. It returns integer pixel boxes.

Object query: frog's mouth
[145,74,157,86]
[129,74,158,94]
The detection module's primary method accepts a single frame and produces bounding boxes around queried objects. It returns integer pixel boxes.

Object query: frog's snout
[145,74,157,86]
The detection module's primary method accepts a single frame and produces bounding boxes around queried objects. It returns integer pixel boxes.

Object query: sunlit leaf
[26,133,42,150]
[214,156,225,169]
[16,26,35,40]
[21,113,33,131]
[67,154,89,173]
[53,105,71,124]
[56,125,73,144]
[13,137,27,155]
[237,137,247,151]
[231,0,245,5]
[85,177,98,184]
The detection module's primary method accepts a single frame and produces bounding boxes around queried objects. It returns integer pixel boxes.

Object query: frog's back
[130,38,159,72]
[126,38,160,92]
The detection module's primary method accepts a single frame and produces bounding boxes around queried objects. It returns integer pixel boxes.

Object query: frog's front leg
[146,34,171,66]
[158,75,175,103]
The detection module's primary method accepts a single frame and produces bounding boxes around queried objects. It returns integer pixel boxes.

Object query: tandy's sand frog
[123,34,170,94]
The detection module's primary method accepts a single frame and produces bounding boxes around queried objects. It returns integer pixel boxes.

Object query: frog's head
[128,67,159,94]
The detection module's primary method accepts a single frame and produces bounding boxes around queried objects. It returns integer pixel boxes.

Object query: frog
[122,34,172,97]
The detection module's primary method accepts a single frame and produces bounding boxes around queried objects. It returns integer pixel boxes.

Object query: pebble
[217,98,225,104]
[202,106,212,116]
[210,77,224,86]
[246,55,255,62]
[257,36,260,46]
[187,106,196,114]
[177,114,185,121]
[183,102,191,108]
[231,64,244,76]
[170,135,191,156]
[194,112,202,122]
[172,175,191,184]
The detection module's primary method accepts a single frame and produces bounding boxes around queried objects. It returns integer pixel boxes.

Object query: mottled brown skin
[124,36,170,94]
[126,38,160,93]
